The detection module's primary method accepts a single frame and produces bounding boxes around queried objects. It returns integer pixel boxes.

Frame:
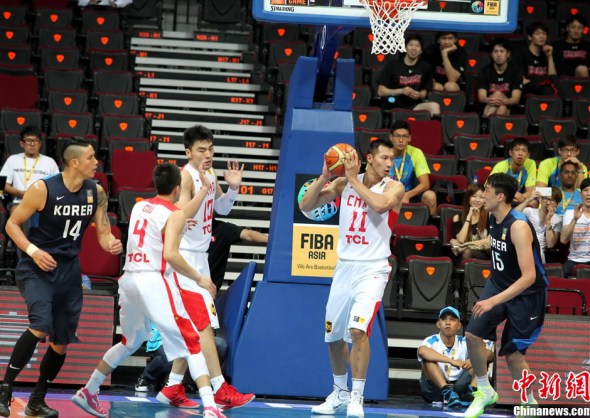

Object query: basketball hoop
[359,0,427,55]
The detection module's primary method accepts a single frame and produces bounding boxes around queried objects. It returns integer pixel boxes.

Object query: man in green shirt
[536,136,587,189]
[490,138,536,204]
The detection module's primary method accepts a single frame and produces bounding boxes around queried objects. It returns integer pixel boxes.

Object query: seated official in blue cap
[417,307,495,408]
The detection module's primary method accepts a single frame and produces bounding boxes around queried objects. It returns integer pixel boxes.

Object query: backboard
[253,0,518,33]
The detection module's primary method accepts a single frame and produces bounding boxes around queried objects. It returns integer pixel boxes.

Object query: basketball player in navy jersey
[0,138,123,418]
[464,173,547,418]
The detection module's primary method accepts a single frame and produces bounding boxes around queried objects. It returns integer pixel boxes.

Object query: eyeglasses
[391,134,410,139]
[561,170,578,175]
[561,147,578,154]
[21,139,40,145]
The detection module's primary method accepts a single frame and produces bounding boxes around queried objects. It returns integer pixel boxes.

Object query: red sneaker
[71,387,108,418]
[156,384,200,409]
[203,406,228,417]
[214,382,255,411]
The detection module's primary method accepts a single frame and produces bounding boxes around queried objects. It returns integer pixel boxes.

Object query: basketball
[324,143,355,177]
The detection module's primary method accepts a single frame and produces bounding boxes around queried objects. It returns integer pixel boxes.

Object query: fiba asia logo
[297,178,340,221]
[471,1,484,14]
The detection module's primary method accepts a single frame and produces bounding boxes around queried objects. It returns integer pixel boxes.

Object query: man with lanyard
[489,138,536,204]
[537,136,587,189]
[555,161,582,217]
[387,120,437,215]
[0,125,58,214]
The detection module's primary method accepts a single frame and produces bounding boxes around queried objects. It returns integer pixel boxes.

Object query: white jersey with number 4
[124,197,178,274]
[180,164,217,253]
[337,174,398,261]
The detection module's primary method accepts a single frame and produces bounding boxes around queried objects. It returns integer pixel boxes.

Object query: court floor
[8,389,515,418]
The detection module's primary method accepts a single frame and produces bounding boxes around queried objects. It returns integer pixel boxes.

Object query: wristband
[26,244,39,257]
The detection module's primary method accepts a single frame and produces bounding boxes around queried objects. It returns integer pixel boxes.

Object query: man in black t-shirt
[553,16,590,78]
[464,173,547,418]
[377,34,440,117]
[208,219,268,291]
[513,21,557,98]
[423,31,467,92]
[477,38,523,116]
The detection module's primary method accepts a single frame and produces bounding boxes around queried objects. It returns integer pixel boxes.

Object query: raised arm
[299,160,346,212]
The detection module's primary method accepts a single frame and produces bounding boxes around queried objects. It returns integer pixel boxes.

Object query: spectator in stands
[449,184,490,262]
[418,306,494,407]
[489,137,536,204]
[553,16,590,78]
[78,0,133,7]
[536,136,588,189]
[388,120,437,215]
[377,34,440,117]
[0,126,59,215]
[515,187,561,263]
[209,219,268,291]
[423,32,467,92]
[560,178,590,277]
[555,161,583,217]
[514,21,557,97]
[477,38,523,116]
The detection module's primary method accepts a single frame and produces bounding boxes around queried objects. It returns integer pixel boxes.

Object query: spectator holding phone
[449,184,490,262]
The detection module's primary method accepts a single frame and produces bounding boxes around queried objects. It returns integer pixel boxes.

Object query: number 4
[63,219,82,241]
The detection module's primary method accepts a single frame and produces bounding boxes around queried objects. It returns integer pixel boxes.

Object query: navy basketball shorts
[16,256,83,345]
[466,279,546,356]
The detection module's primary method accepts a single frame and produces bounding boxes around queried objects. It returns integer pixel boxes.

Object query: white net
[359,0,426,55]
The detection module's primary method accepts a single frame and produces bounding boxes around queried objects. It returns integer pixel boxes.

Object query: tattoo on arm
[97,187,110,227]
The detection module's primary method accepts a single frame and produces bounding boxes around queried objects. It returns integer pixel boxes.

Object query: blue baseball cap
[438,306,460,320]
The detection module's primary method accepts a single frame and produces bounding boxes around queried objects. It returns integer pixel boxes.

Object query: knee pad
[103,342,134,369]
[187,351,209,381]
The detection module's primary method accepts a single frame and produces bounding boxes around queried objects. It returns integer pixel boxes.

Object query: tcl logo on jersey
[127,252,150,263]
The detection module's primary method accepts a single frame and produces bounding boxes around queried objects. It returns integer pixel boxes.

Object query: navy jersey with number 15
[488,209,547,295]
[27,174,97,258]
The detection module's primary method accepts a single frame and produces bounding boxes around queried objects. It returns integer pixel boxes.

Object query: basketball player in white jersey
[300,139,405,418]
[72,163,227,418]
[157,124,255,411]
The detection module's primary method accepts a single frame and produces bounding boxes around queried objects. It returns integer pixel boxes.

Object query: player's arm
[93,185,123,255]
[5,180,57,271]
[214,160,243,215]
[178,168,208,219]
[240,228,268,244]
[474,222,536,317]
[352,177,405,214]
[163,210,217,297]
[299,161,346,212]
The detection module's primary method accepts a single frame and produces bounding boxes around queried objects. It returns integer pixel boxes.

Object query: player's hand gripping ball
[324,143,355,177]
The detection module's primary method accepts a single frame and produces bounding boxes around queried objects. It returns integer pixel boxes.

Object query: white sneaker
[311,385,350,415]
[346,390,364,418]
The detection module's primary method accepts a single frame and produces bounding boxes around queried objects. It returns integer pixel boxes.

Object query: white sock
[166,372,184,387]
[199,386,215,408]
[476,375,492,391]
[85,370,107,395]
[210,375,225,393]
[334,373,348,391]
[352,378,366,396]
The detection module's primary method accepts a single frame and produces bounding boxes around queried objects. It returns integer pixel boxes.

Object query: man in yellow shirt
[536,136,587,189]
[490,138,536,204]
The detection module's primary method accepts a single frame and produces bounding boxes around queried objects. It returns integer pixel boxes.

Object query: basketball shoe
[214,382,255,410]
[346,390,364,418]
[203,405,229,417]
[71,387,108,418]
[0,383,12,418]
[25,393,59,418]
[311,385,350,414]
[464,387,498,418]
[156,384,199,408]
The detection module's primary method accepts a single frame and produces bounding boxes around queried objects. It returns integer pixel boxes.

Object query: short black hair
[20,125,42,141]
[183,124,213,150]
[487,173,518,203]
[390,120,411,135]
[489,37,512,52]
[561,160,579,171]
[405,34,423,49]
[581,178,590,191]
[436,31,457,40]
[62,137,94,165]
[565,15,586,28]
[368,138,393,155]
[510,137,529,151]
[527,21,548,37]
[153,162,181,195]
[558,135,579,150]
